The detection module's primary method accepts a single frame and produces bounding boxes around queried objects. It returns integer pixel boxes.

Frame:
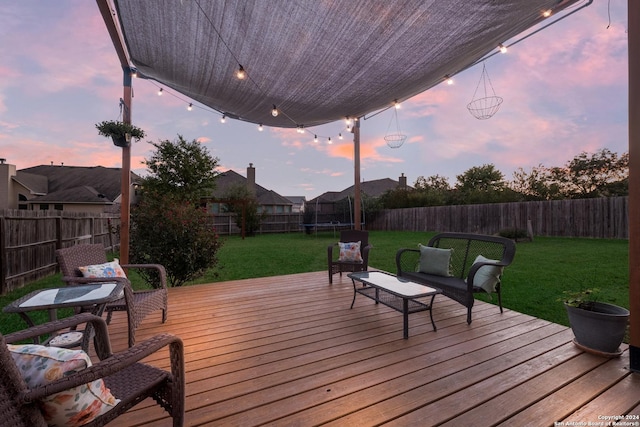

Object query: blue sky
[0,1,629,200]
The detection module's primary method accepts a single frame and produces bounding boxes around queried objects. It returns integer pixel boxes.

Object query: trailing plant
[95,120,146,141]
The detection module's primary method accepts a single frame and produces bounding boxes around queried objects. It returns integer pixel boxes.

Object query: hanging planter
[467,63,503,120]
[95,120,146,147]
[384,107,407,149]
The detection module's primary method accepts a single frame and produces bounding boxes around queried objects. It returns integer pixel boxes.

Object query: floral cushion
[469,254,503,293]
[338,241,363,262]
[417,244,453,277]
[78,259,127,279]
[7,344,119,427]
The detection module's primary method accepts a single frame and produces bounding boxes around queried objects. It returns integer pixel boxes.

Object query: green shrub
[131,195,223,286]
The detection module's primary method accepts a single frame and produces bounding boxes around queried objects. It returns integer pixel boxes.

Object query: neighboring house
[207,164,293,214]
[0,159,140,213]
[285,196,306,213]
[307,173,410,223]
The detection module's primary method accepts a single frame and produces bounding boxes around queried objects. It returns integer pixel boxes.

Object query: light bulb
[339,133,343,140]
[445,76,454,85]
[158,88,163,96]
[187,103,193,111]
[220,115,226,123]
[272,105,279,117]
[345,116,352,125]
[314,135,318,143]
[328,137,332,144]
[236,65,246,80]
[543,9,552,17]
[346,124,352,132]
[394,100,401,109]
[499,44,507,54]
[258,123,263,131]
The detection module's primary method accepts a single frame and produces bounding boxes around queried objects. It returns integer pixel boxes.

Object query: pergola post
[628,0,640,373]
[120,69,133,264]
[353,119,361,230]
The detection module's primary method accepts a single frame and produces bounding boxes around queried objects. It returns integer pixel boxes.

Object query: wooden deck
[103,271,640,426]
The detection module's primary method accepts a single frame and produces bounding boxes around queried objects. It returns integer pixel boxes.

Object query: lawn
[0,230,629,335]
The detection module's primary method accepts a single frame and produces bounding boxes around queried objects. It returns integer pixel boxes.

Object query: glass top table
[3,282,124,349]
[348,271,441,339]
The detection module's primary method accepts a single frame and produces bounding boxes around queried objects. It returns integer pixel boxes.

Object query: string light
[498,44,508,53]
[328,137,332,144]
[131,68,138,78]
[258,123,263,131]
[314,135,318,143]
[445,75,454,85]
[220,114,226,123]
[345,116,352,126]
[187,103,193,111]
[236,64,246,80]
[339,133,343,140]
[543,9,552,17]
[394,100,401,109]
[271,105,279,117]
[157,88,163,96]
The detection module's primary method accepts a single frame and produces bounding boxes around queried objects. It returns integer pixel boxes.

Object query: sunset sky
[0,1,629,200]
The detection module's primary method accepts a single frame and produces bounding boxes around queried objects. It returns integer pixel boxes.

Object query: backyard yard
[0,230,629,335]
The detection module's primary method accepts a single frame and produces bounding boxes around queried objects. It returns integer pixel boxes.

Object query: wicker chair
[327,230,372,284]
[0,313,184,427]
[56,244,168,347]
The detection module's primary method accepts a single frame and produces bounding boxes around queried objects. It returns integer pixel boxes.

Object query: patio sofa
[396,232,516,324]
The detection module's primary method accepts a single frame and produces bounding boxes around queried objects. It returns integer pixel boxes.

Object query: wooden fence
[368,197,629,239]
[0,210,120,295]
[1,197,629,295]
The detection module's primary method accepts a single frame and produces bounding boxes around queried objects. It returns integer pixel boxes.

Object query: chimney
[0,160,17,209]
[399,173,407,189]
[247,163,256,196]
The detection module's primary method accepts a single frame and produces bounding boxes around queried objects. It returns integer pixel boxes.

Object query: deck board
[101,271,640,426]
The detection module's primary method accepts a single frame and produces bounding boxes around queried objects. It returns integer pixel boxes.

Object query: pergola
[96,0,639,372]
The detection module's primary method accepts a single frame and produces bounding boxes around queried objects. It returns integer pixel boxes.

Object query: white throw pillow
[418,244,453,277]
[78,259,127,279]
[469,254,503,293]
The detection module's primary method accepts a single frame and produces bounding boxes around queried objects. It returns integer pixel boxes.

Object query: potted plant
[562,288,629,356]
[96,120,146,147]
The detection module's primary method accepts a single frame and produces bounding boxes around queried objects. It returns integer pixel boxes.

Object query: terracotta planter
[565,302,629,356]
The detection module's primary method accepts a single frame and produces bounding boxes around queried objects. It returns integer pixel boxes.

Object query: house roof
[18,165,140,203]
[210,169,292,206]
[309,178,407,204]
[108,0,585,128]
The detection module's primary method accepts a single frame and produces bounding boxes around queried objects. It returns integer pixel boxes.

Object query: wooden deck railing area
[98,270,640,426]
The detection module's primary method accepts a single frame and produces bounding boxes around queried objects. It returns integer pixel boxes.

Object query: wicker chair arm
[5,313,113,359]
[121,263,168,289]
[19,333,183,403]
[61,275,130,286]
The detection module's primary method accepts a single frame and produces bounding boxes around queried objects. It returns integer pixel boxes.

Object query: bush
[131,195,223,286]
[498,228,529,240]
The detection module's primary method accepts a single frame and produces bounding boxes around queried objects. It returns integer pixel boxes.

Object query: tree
[454,164,518,204]
[222,184,265,236]
[131,136,223,286]
[141,135,219,203]
[509,149,629,200]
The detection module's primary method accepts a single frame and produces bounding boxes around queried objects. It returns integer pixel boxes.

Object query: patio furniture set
[329,231,516,337]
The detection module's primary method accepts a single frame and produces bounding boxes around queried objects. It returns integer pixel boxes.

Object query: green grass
[1,231,629,335]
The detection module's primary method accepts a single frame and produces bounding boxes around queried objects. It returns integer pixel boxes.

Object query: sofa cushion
[338,241,363,262]
[418,245,452,277]
[8,344,119,426]
[469,255,503,293]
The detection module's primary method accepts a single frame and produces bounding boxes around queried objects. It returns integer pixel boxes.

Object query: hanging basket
[384,133,407,149]
[467,96,503,120]
[384,107,407,149]
[467,63,503,120]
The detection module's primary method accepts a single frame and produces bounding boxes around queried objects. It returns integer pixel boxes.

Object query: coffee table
[4,282,124,350]
[348,271,441,338]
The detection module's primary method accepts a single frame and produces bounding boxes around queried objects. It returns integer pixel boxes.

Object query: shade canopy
[111,0,583,129]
